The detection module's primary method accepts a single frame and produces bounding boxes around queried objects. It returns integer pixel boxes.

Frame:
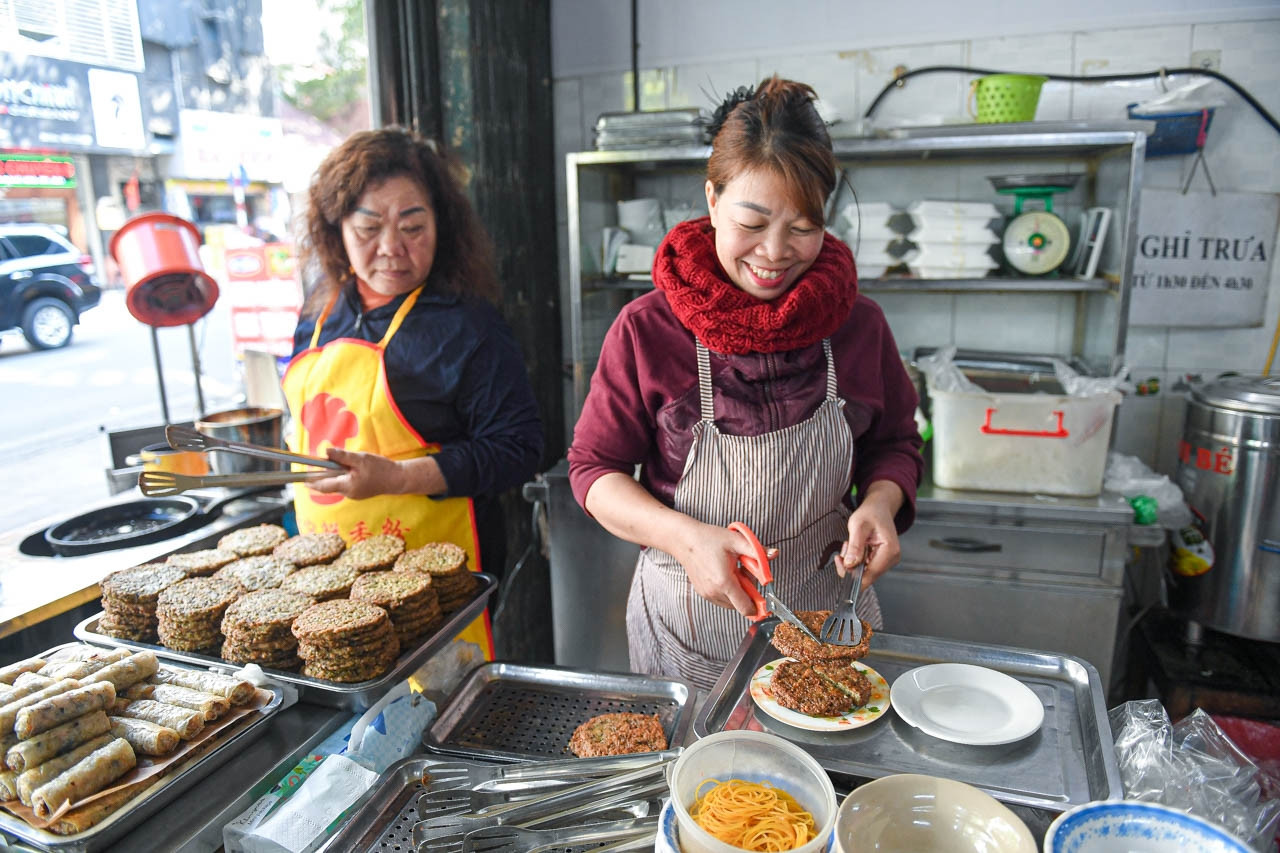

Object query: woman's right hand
[676,522,777,618]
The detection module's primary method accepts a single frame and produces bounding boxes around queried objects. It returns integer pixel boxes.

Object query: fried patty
[812,661,873,707]
[567,712,667,757]
[770,610,873,663]
[769,660,855,716]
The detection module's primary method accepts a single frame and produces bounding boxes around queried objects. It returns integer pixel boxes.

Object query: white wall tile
[969,33,1074,122]
[873,292,954,356]
[768,53,860,130]
[668,61,758,111]
[852,42,968,125]
[952,293,1072,353]
[1070,25,1192,122]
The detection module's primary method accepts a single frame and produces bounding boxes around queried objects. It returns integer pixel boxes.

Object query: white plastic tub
[927,381,1122,496]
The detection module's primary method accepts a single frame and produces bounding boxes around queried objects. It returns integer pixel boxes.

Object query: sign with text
[1129,189,1278,327]
[0,152,76,188]
[222,244,303,358]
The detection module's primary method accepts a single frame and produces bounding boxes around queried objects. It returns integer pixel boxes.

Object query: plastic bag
[915,347,981,392]
[1109,700,1280,851]
[1130,79,1229,113]
[1054,359,1133,396]
[1104,452,1193,530]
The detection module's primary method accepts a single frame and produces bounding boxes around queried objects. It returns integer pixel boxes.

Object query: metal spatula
[138,469,330,497]
[420,750,682,793]
[165,424,344,470]
[820,557,866,646]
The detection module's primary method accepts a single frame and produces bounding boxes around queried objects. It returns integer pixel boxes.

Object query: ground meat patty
[769,660,854,717]
[567,712,667,757]
[770,611,873,663]
[812,661,873,707]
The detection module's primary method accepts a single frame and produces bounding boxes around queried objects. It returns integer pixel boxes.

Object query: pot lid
[1191,374,1280,415]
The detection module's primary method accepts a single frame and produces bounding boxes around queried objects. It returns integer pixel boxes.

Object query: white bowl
[669,730,837,853]
[1044,800,1252,853]
[834,774,1035,853]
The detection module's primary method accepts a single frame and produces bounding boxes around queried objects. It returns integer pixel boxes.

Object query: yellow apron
[281,285,493,659]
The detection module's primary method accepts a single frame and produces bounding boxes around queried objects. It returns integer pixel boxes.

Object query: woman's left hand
[834,480,905,587]
[303,447,413,500]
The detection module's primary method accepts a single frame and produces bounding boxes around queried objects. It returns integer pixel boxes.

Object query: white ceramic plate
[891,663,1044,745]
[749,658,891,732]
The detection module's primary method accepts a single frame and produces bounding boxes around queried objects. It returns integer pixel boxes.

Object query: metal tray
[74,573,497,711]
[696,622,1122,814]
[425,662,694,762]
[0,642,285,853]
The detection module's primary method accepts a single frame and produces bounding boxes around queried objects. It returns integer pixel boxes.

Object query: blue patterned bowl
[1045,800,1251,853]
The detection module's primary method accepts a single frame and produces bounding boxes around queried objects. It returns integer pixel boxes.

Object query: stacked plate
[594,109,710,150]
[837,201,904,278]
[904,200,1000,279]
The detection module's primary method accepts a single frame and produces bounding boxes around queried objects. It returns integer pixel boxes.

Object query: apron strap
[377,285,424,348]
[310,291,340,348]
[823,338,838,399]
[695,340,714,422]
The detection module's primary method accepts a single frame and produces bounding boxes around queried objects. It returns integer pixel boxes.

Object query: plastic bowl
[669,730,837,853]
[834,774,1035,853]
[1044,800,1251,852]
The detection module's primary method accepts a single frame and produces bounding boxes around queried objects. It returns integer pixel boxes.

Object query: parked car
[0,224,102,349]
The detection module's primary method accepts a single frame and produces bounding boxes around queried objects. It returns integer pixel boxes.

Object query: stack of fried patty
[272,533,346,567]
[213,555,297,592]
[279,563,359,602]
[348,570,441,647]
[164,548,239,578]
[99,563,188,642]
[332,534,405,573]
[291,600,401,683]
[155,577,245,653]
[768,610,875,716]
[395,542,476,613]
[217,523,290,557]
[220,589,315,670]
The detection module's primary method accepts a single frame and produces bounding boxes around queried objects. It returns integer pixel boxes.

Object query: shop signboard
[223,243,303,358]
[0,55,145,153]
[0,153,77,188]
[1129,189,1279,327]
[174,109,286,183]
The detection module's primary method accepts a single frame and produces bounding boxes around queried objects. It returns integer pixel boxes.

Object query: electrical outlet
[1190,49,1221,72]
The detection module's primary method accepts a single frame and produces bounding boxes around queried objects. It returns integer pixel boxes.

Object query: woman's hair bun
[706,84,756,140]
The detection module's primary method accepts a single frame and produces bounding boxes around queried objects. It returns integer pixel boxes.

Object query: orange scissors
[728,521,822,643]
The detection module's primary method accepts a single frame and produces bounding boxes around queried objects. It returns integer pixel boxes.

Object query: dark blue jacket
[293,282,543,571]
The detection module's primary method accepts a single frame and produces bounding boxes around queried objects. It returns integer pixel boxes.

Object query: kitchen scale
[990,174,1081,275]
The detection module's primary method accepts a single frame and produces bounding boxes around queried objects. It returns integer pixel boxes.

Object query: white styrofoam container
[927,381,1122,496]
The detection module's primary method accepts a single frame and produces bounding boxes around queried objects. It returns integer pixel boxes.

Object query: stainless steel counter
[0,489,291,639]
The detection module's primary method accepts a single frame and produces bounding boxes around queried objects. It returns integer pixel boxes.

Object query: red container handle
[980,407,1069,438]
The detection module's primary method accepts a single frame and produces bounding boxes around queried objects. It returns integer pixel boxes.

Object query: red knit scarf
[652,217,857,355]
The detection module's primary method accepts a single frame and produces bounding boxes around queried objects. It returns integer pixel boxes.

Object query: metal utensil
[165,424,344,470]
[820,555,866,646]
[461,815,659,853]
[138,469,331,497]
[421,750,682,793]
[729,521,823,644]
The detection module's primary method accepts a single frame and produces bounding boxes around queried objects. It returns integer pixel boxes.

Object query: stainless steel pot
[194,407,285,474]
[1169,375,1280,641]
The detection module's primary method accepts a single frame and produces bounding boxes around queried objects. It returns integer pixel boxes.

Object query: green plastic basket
[971,74,1046,123]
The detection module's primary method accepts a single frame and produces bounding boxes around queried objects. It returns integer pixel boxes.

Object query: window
[5,233,59,258]
[2,0,144,71]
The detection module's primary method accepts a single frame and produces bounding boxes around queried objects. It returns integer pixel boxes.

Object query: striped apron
[626,338,883,690]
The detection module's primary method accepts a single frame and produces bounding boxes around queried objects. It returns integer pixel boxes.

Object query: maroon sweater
[567,288,924,530]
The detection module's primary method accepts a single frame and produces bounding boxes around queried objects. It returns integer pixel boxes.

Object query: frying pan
[44,497,203,557]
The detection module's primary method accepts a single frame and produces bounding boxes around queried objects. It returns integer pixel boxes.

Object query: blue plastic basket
[1128,103,1215,157]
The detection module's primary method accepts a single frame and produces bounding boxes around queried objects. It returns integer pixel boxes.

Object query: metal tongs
[138,468,331,497]
[729,521,823,644]
[165,425,344,470]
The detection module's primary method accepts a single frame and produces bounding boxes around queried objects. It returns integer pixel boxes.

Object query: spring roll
[0,658,47,685]
[0,679,81,735]
[31,737,136,819]
[81,652,158,692]
[5,710,111,772]
[15,682,117,740]
[47,782,139,836]
[15,733,114,807]
[111,700,203,740]
[0,769,17,801]
[108,717,179,757]
[0,673,57,707]
[151,667,255,705]
[124,684,229,721]
[48,646,129,664]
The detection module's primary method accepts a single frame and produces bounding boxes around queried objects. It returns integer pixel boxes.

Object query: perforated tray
[423,662,694,762]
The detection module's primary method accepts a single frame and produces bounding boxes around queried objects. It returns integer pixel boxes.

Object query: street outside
[0,289,246,532]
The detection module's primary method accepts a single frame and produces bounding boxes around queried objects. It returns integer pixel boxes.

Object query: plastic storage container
[927,377,1121,496]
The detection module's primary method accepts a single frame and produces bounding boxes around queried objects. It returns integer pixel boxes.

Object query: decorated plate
[749,657,891,732]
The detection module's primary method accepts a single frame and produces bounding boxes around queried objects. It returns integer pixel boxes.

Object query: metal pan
[75,573,498,711]
[988,173,1082,191]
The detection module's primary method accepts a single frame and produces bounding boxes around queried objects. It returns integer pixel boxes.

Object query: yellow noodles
[690,777,817,851]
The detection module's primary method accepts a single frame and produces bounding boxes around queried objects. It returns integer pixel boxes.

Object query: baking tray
[0,642,285,853]
[695,622,1121,814]
[424,662,694,762]
[74,573,497,711]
